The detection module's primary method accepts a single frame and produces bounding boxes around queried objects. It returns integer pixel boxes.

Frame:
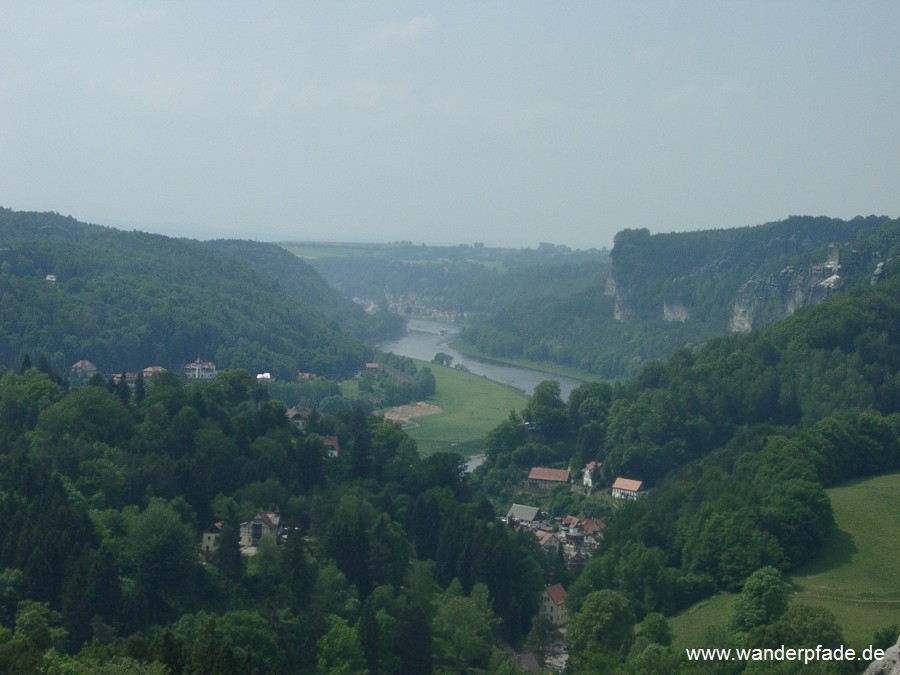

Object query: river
[378,318,585,400]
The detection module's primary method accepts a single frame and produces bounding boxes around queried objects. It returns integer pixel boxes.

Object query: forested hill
[473,255,900,670]
[462,215,897,378]
[0,208,371,379]
[608,214,892,328]
[203,239,404,343]
[289,241,610,316]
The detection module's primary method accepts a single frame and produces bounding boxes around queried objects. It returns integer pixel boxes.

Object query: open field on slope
[671,472,900,649]
[789,472,900,645]
[400,359,528,457]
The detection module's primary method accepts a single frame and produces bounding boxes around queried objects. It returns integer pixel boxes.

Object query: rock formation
[865,635,900,675]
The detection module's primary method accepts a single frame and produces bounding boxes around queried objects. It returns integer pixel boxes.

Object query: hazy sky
[2,2,898,249]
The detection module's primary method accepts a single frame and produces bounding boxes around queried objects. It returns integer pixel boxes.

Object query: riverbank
[448,338,600,384]
[379,318,585,398]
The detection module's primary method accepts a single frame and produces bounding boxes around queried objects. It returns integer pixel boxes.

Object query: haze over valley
[1,3,899,672]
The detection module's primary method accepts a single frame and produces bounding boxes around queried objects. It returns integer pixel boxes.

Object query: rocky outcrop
[865,635,900,675]
[606,273,634,322]
[663,303,690,322]
[607,216,892,336]
[729,263,841,333]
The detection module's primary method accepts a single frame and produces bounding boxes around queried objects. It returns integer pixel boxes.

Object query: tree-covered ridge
[203,239,404,344]
[0,208,374,379]
[473,258,900,671]
[0,366,548,672]
[609,214,891,325]
[297,242,610,316]
[462,215,897,377]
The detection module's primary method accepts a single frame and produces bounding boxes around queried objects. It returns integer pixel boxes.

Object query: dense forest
[203,239,404,344]
[472,255,900,672]
[1,207,898,673]
[291,241,610,317]
[462,215,898,378]
[0,366,547,673]
[0,208,389,380]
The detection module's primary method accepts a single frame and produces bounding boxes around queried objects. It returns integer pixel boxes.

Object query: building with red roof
[528,467,571,489]
[542,583,569,626]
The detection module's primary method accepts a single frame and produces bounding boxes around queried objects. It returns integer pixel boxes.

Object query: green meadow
[671,472,900,649]
[400,359,529,457]
[789,472,900,645]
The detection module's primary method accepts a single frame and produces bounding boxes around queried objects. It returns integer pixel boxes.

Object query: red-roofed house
[285,406,312,430]
[142,366,167,379]
[528,467,571,489]
[582,518,607,544]
[240,512,282,549]
[70,360,98,379]
[323,435,340,458]
[534,530,562,554]
[611,477,645,500]
[562,515,581,530]
[185,357,216,381]
[542,583,569,626]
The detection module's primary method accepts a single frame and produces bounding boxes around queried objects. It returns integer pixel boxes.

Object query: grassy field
[398,359,528,457]
[671,472,900,649]
[670,592,737,650]
[789,472,900,645]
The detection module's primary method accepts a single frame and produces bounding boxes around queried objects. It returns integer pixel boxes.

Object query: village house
[184,357,216,381]
[285,406,311,430]
[70,359,98,380]
[110,372,140,387]
[200,521,223,562]
[561,515,581,531]
[239,512,283,549]
[582,461,601,488]
[505,504,549,529]
[142,366,167,379]
[323,435,340,458]
[534,529,562,554]
[542,583,569,626]
[611,477,646,500]
[527,467,571,490]
[582,518,607,544]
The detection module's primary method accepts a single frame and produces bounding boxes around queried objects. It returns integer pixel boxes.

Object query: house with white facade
[611,477,645,500]
[542,583,569,626]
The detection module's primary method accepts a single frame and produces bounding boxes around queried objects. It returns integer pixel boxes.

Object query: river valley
[379,318,585,399]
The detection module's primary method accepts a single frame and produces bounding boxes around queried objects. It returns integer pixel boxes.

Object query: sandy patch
[384,402,443,427]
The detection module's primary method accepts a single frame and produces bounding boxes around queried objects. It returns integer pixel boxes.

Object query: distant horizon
[2,3,897,251]
[10,204,892,253]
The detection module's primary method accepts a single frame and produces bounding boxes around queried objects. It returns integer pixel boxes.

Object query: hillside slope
[203,239,404,343]
[463,215,897,377]
[0,208,370,378]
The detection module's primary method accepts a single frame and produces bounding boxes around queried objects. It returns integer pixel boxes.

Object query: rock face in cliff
[608,215,895,336]
[865,635,900,675]
[728,262,841,333]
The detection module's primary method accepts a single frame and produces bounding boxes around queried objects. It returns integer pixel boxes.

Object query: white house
[542,583,569,626]
[582,461,601,488]
[611,477,645,500]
